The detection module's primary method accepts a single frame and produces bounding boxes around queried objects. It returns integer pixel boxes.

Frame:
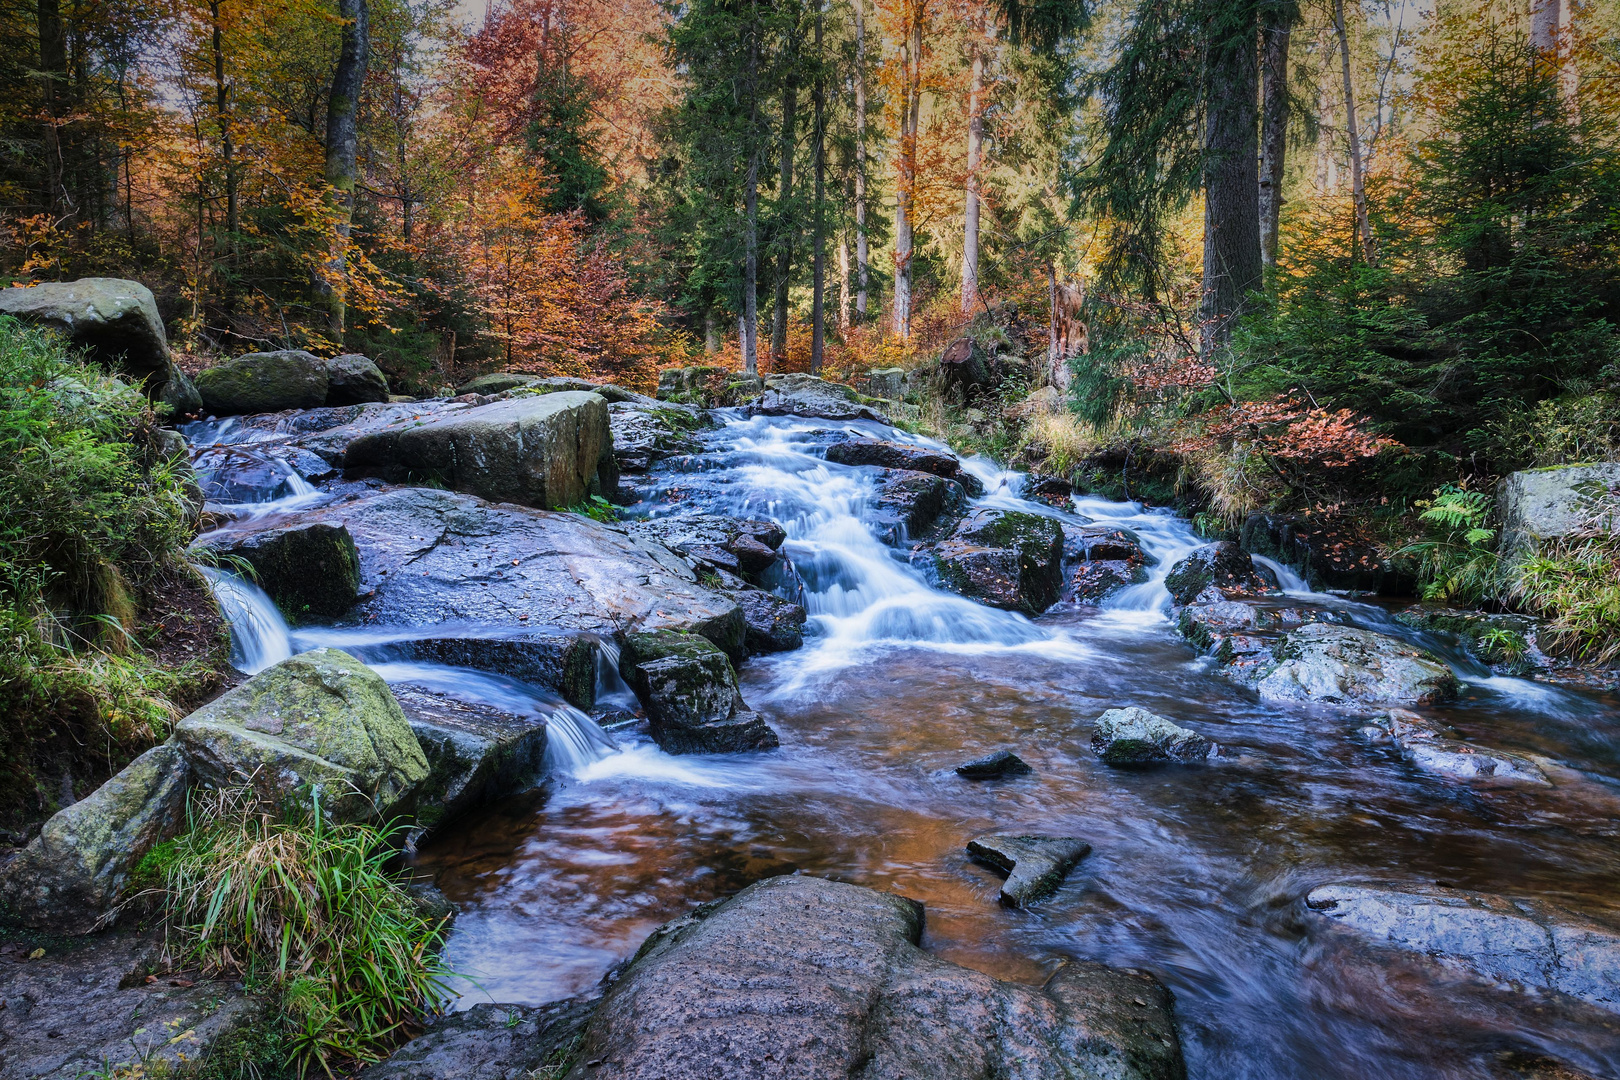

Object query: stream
[184,408,1620,1080]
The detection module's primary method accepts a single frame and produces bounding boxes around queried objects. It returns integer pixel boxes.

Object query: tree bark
[1258,2,1291,270]
[323,0,370,341]
[1333,0,1375,266]
[961,44,984,313]
[1198,2,1262,355]
[838,232,851,329]
[1530,0,1577,108]
[744,144,761,375]
[210,0,238,261]
[771,72,798,365]
[854,0,870,320]
[810,5,826,375]
[893,2,922,341]
[36,0,69,213]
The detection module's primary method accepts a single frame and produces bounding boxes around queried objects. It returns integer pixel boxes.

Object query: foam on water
[199,567,293,674]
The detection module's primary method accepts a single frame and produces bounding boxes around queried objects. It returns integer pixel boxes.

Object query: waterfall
[199,566,293,674]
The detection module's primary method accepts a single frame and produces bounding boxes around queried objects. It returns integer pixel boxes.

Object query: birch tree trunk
[960,44,984,313]
[1333,0,1375,266]
[1530,0,1577,107]
[854,0,870,320]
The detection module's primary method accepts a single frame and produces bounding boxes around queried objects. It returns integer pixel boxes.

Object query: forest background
[3,0,1620,538]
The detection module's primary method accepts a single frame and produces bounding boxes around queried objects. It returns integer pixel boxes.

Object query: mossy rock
[196,349,330,415]
[204,522,361,622]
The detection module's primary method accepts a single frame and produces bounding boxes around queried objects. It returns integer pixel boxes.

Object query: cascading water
[182,405,1620,1079]
[199,566,293,673]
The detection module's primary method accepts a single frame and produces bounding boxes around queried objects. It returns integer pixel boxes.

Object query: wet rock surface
[395,687,552,829]
[752,373,891,422]
[1164,541,1275,606]
[196,520,360,620]
[563,874,1183,1080]
[609,401,706,472]
[343,391,612,510]
[966,835,1092,906]
[932,508,1065,613]
[1091,707,1215,765]
[870,469,969,544]
[955,749,1033,779]
[0,930,261,1079]
[1240,512,1397,593]
[825,437,983,494]
[619,631,779,754]
[624,514,787,579]
[1307,884,1620,1015]
[723,586,807,653]
[1368,710,1551,785]
[364,998,598,1080]
[1256,623,1459,707]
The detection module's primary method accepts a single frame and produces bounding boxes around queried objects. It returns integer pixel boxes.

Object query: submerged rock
[1256,624,1459,707]
[564,874,1182,1080]
[966,834,1092,906]
[1163,541,1274,606]
[825,437,983,494]
[196,349,332,414]
[0,743,190,934]
[1091,707,1215,764]
[365,998,599,1080]
[870,468,969,544]
[343,391,612,510]
[932,509,1066,613]
[174,647,429,821]
[1371,710,1551,785]
[753,373,891,422]
[619,631,779,754]
[1306,883,1620,1015]
[197,520,360,621]
[955,749,1033,779]
[0,929,262,1076]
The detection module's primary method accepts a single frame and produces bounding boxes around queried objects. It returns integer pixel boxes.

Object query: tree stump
[940,337,994,400]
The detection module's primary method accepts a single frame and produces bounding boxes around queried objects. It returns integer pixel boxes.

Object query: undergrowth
[161,789,453,1078]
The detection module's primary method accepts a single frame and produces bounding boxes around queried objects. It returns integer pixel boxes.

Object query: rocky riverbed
[3,367,1619,1080]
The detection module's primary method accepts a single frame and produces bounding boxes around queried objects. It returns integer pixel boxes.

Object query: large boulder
[932,509,1065,614]
[326,352,391,404]
[315,488,746,665]
[0,743,190,933]
[196,349,331,414]
[625,514,787,579]
[610,401,706,473]
[196,521,360,621]
[1256,624,1459,707]
[1307,883,1620,1015]
[563,874,1185,1080]
[753,373,890,422]
[456,372,546,396]
[1091,707,1215,765]
[825,438,983,494]
[343,391,610,510]
[1496,462,1620,561]
[0,277,170,383]
[870,469,969,544]
[394,686,553,830]
[725,587,807,653]
[1163,541,1274,606]
[619,631,779,754]
[174,648,429,821]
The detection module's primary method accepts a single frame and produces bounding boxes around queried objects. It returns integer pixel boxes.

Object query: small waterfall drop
[199,566,293,673]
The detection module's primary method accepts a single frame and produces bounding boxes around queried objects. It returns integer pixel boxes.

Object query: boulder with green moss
[619,630,778,753]
[343,390,611,510]
[175,648,429,821]
[197,521,360,621]
[458,372,547,396]
[931,509,1065,613]
[1496,461,1620,561]
[0,277,170,383]
[1256,623,1459,706]
[0,743,191,933]
[327,352,391,404]
[196,349,331,414]
[754,373,891,422]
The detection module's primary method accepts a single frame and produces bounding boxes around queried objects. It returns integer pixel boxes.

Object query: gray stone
[1163,542,1274,606]
[326,352,391,404]
[0,929,263,1079]
[0,743,190,934]
[365,998,598,1080]
[619,631,779,754]
[609,401,706,472]
[154,361,203,416]
[1091,707,1215,764]
[1371,710,1551,785]
[196,349,331,414]
[858,366,907,400]
[455,372,546,396]
[196,521,360,621]
[174,648,429,822]
[1497,462,1620,560]
[0,277,170,383]
[1307,883,1620,1014]
[562,874,1182,1080]
[753,373,891,422]
[342,391,610,510]
[825,438,983,494]
[966,834,1092,906]
[1256,624,1459,707]
[311,488,745,663]
[390,632,598,711]
[726,587,807,653]
[870,469,969,544]
[932,508,1066,614]
[395,687,551,829]
[625,514,786,578]
[955,750,1032,779]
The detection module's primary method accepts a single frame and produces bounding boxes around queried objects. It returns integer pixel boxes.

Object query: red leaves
[1177,394,1402,471]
